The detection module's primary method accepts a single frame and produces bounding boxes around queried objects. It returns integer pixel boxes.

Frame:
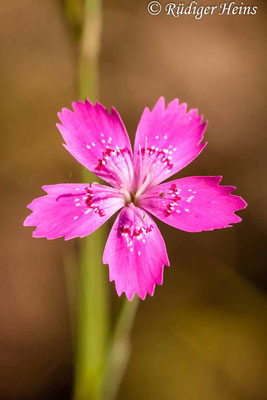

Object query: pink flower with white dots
[24,97,247,300]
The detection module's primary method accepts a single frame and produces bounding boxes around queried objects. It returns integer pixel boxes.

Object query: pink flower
[24,97,247,300]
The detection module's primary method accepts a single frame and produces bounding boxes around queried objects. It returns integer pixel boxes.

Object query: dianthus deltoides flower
[24,97,246,300]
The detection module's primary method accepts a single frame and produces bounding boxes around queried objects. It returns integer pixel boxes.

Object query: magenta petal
[103,205,169,300]
[57,100,134,189]
[134,97,207,187]
[139,176,247,232]
[24,183,124,240]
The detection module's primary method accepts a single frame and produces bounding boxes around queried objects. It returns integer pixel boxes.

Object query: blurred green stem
[78,0,100,99]
[103,297,139,400]
[66,1,140,399]
[74,1,107,400]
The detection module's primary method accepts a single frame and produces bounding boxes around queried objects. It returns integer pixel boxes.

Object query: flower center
[120,187,140,207]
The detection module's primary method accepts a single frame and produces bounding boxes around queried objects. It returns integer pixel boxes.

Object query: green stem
[103,297,139,400]
[65,1,140,399]
[73,1,108,400]
[62,0,83,38]
[79,0,101,100]
[74,228,108,400]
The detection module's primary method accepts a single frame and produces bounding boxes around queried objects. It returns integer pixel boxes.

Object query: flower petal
[24,183,124,240]
[134,97,207,189]
[57,100,134,190]
[139,176,247,232]
[103,205,169,300]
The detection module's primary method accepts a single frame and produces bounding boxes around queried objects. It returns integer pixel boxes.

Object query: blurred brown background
[0,0,267,399]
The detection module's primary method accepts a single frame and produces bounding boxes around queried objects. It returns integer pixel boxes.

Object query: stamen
[120,187,131,204]
[95,146,132,190]
[136,143,174,191]
[138,144,143,188]
[134,166,154,199]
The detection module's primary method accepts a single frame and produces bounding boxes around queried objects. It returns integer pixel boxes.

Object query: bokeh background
[1,0,267,399]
